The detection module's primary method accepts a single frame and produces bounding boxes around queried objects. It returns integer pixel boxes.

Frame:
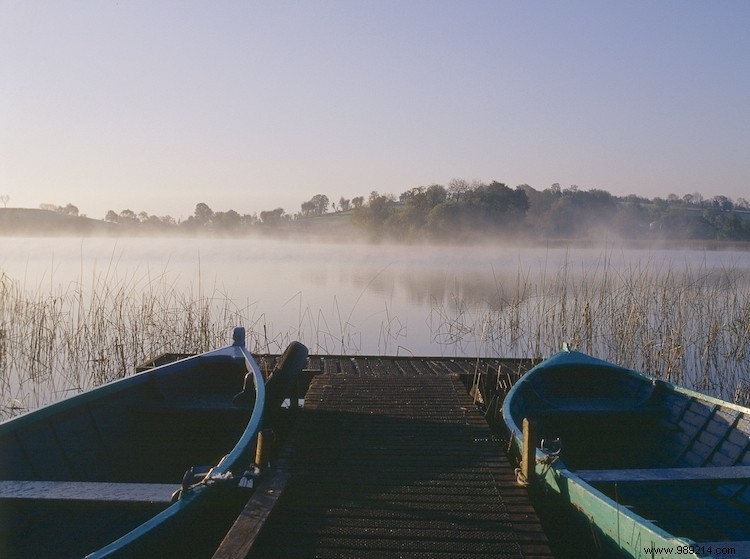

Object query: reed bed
[0,269,292,420]
[2,251,750,419]
[428,253,750,403]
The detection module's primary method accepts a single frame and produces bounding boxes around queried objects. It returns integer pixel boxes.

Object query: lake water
[2,235,750,413]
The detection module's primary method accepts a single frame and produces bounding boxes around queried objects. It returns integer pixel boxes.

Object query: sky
[2,1,749,221]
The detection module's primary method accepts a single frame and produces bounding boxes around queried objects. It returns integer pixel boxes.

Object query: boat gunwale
[0,342,253,430]
[502,349,750,558]
[85,335,267,558]
[0,329,267,559]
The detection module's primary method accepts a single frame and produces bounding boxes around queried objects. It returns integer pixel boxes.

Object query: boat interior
[509,364,750,544]
[0,355,255,558]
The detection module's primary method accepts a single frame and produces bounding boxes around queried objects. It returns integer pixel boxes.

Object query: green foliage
[350,181,750,243]
[425,202,461,239]
[194,202,214,225]
[259,208,286,226]
[351,192,396,239]
[301,194,329,217]
[460,181,529,232]
[20,182,749,242]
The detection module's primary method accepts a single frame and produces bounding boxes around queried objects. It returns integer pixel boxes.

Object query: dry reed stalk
[2,250,750,417]
[427,252,750,403]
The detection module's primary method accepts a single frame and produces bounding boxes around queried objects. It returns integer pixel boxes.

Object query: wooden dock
[213,355,554,559]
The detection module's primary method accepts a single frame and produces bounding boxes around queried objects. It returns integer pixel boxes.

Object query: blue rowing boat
[0,328,307,558]
[502,348,750,559]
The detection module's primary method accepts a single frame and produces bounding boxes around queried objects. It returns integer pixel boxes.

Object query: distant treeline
[354,181,750,242]
[19,182,750,241]
[100,195,365,232]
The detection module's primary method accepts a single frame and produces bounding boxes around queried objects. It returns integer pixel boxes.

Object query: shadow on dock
[237,373,554,559]
[139,352,603,558]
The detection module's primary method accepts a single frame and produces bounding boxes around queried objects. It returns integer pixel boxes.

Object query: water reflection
[1,236,750,414]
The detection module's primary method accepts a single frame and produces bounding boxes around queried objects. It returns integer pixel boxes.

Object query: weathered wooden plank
[0,480,177,503]
[212,470,290,559]
[249,372,544,558]
[577,466,750,484]
[674,404,720,465]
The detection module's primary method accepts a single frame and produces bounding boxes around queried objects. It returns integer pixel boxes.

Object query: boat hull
[502,350,750,559]
[0,328,270,558]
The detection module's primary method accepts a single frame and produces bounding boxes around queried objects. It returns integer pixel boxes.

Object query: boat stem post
[521,417,537,485]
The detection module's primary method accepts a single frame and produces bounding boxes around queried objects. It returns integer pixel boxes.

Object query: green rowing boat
[502,348,750,559]
[0,328,307,558]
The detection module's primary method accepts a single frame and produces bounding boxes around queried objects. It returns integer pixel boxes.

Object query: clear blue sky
[3,1,749,220]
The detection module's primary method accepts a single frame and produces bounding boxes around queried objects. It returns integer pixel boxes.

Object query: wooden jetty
[208,355,554,559]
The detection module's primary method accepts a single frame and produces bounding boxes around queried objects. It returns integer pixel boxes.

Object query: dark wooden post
[254,429,274,471]
[521,417,537,484]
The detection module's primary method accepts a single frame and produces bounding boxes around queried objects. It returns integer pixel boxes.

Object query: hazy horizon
[3,2,749,221]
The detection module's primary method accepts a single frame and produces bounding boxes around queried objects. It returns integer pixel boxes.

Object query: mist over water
[2,235,750,414]
[3,236,750,353]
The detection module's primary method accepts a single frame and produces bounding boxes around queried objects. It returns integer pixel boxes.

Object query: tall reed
[2,251,749,418]
[427,253,750,402]
[0,269,266,419]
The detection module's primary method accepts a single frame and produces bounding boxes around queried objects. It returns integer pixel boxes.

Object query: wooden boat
[502,348,750,559]
[0,328,308,558]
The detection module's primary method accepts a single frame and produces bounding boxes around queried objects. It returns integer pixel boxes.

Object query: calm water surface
[2,236,750,411]
[3,236,750,354]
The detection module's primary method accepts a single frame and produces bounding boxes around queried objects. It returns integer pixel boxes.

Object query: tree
[194,203,214,226]
[447,178,471,201]
[540,197,576,238]
[531,187,620,239]
[425,202,461,239]
[351,196,364,209]
[612,202,651,238]
[394,184,448,237]
[242,213,259,226]
[351,193,396,237]
[118,209,138,224]
[462,181,528,232]
[59,204,79,216]
[338,197,351,212]
[525,185,558,222]
[260,208,286,226]
[300,200,315,216]
[300,194,329,217]
[711,196,733,212]
[214,210,242,231]
[0,195,9,207]
[312,194,329,215]
[400,185,446,211]
[105,210,119,223]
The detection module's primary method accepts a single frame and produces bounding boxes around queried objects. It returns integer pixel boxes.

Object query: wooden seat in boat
[576,466,750,484]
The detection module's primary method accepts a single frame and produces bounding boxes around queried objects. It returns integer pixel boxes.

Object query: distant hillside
[290,209,357,237]
[0,208,116,236]
[0,207,360,239]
